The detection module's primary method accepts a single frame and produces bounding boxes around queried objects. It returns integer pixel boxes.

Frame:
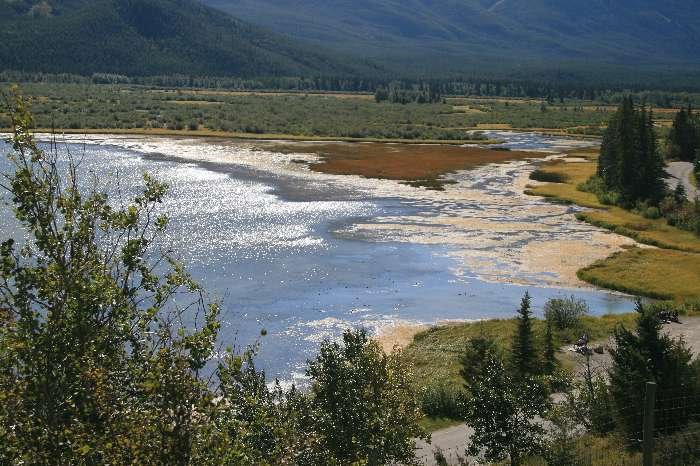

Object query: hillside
[203,0,700,73]
[0,0,369,76]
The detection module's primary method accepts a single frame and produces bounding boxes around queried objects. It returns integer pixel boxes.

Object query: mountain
[202,0,700,74]
[0,0,370,76]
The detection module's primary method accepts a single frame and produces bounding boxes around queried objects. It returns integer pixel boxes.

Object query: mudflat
[272,142,545,182]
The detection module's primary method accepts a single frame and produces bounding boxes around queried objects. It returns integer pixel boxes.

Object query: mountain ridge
[0,0,374,76]
[202,0,700,73]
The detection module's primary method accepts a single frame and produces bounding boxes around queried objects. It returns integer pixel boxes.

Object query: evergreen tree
[511,292,539,378]
[608,300,698,441]
[598,97,666,206]
[542,322,557,375]
[668,105,698,161]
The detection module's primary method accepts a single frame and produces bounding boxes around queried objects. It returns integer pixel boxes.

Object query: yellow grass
[527,149,700,300]
[527,153,700,253]
[451,105,485,114]
[578,248,700,300]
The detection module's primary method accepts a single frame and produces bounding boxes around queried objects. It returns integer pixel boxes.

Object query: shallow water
[0,134,633,384]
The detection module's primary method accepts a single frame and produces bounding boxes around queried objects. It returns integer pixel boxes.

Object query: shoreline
[2,126,603,145]
[2,127,500,146]
[525,149,700,301]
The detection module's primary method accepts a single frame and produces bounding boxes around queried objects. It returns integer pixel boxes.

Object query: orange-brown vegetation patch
[276,142,544,182]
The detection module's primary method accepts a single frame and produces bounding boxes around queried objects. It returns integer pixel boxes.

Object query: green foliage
[0,0,366,77]
[608,300,699,443]
[463,351,550,466]
[598,97,667,206]
[511,292,540,378]
[420,381,465,420]
[530,169,568,183]
[306,329,428,465]
[542,322,557,376]
[374,82,442,104]
[460,336,501,390]
[544,295,589,330]
[667,105,699,162]
[0,89,224,464]
[0,93,428,465]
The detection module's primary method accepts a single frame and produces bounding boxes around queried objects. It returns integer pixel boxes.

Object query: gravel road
[667,161,698,199]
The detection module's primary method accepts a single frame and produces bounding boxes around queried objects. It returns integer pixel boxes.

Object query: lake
[0,133,633,385]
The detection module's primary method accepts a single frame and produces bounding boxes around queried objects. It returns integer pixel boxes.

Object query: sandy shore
[375,324,430,353]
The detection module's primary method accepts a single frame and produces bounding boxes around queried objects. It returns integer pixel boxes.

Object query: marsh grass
[527,150,700,301]
[578,248,700,300]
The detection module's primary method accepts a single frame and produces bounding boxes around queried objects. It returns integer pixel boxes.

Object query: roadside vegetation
[404,304,637,425]
[405,294,700,465]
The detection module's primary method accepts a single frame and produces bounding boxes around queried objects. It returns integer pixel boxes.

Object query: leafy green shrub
[530,169,568,183]
[577,175,606,194]
[597,190,620,205]
[544,296,589,330]
[643,206,661,219]
[420,382,466,419]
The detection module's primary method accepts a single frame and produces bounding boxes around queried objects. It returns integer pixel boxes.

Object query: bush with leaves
[544,295,589,330]
[463,350,550,466]
[306,329,428,465]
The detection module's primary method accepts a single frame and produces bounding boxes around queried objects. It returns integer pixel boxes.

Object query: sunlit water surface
[0,134,633,385]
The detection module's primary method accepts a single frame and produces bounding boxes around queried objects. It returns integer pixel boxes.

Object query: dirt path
[415,316,700,465]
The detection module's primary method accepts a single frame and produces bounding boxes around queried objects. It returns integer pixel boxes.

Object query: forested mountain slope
[204,0,700,72]
[0,0,372,76]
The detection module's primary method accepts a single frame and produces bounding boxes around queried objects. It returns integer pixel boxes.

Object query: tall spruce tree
[598,97,666,206]
[668,105,698,162]
[608,301,698,442]
[542,322,557,376]
[511,292,539,378]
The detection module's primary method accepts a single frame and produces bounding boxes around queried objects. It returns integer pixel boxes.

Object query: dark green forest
[0,0,378,77]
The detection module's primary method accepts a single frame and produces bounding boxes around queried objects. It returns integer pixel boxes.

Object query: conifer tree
[542,322,557,375]
[511,292,539,378]
[668,105,698,161]
[609,301,698,440]
[598,97,666,206]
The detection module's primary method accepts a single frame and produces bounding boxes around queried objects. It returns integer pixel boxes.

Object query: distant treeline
[3,70,700,107]
[374,82,442,104]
